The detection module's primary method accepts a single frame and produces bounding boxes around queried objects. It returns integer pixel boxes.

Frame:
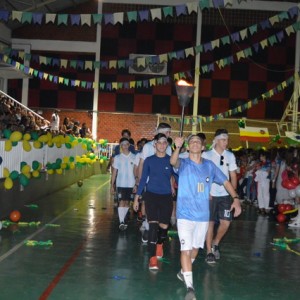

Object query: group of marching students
[108,124,299,300]
[109,124,244,300]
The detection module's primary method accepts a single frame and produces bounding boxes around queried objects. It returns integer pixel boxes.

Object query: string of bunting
[161,73,298,125]
[2,8,299,72]
[2,0,295,27]
[0,21,298,91]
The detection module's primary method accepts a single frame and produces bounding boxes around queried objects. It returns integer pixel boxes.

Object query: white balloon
[289,189,296,198]
[295,185,300,197]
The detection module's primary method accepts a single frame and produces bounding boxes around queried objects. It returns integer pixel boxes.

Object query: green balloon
[19,173,29,186]
[32,160,40,170]
[10,170,19,180]
[12,141,18,146]
[3,128,11,139]
[65,143,72,149]
[56,158,62,165]
[69,156,75,162]
[31,131,39,141]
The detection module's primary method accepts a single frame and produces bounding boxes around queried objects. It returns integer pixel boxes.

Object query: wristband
[233,196,239,199]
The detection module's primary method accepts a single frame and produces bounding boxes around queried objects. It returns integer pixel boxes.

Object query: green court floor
[0,174,299,300]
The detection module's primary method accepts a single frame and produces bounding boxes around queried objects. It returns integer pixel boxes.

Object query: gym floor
[0,174,299,300]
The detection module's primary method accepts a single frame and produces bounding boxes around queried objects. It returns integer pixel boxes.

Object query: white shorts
[177,219,209,251]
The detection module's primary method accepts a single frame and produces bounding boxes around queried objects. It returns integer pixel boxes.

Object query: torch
[175,80,195,137]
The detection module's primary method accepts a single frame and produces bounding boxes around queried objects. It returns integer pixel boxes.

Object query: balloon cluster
[3,129,97,152]
[281,169,300,192]
[269,203,298,223]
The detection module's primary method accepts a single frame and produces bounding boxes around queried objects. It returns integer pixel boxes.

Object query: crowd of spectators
[0,93,92,139]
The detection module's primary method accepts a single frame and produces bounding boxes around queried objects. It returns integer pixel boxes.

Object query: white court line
[0,179,110,263]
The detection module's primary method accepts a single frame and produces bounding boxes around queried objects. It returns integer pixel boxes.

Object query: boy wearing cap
[133,133,174,270]
[201,129,241,264]
[111,137,136,231]
[171,134,241,300]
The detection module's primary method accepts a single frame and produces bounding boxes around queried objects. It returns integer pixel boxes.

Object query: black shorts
[117,187,134,202]
[209,195,232,221]
[143,191,173,224]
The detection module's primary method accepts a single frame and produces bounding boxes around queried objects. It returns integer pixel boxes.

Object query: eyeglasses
[220,155,224,166]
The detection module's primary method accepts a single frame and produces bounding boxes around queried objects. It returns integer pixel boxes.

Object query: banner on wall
[285,131,300,144]
[239,126,270,142]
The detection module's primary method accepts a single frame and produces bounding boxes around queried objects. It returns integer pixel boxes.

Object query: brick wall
[41,109,158,143]
[40,108,282,149]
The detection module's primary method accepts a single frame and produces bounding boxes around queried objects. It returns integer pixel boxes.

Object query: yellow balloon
[82,144,87,150]
[22,140,32,152]
[4,177,13,190]
[32,170,40,178]
[63,157,69,163]
[23,172,31,179]
[72,140,78,147]
[10,131,23,142]
[100,159,104,164]
[47,141,54,147]
[23,133,31,141]
[38,134,48,143]
[21,165,31,174]
[61,163,67,169]
[70,162,75,169]
[47,169,54,175]
[3,167,10,178]
[33,141,42,149]
[4,140,12,151]
[56,168,63,174]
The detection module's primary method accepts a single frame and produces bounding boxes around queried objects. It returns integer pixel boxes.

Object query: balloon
[32,161,40,170]
[3,168,9,178]
[3,128,11,139]
[284,204,294,211]
[21,165,31,174]
[31,131,39,141]
[65,143,72,149]
[32,170,40,178]
[19,173,29,186]
[56,168,62,175]
[22,140,32,152]
[288,189,296,198]
[23,133,31,141]
[295,185,300,197]
[10,210,21,222]
[9,170,19,180]
[290,177,300,186]
[33,141,42,149]
[4,140,12,151]
[47,169,54,175]
[282,180,297,190]
[38,135,48,143]
[276,213,286,223]
[4,177,13,190]
[9,131,23,142]
[278,204,286,213]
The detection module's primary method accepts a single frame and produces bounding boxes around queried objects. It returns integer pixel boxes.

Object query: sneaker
[177,270,184,283]
[149,256,158,270]
[142,230,148,243]
[212,245,220,260]
[185,287,196,300]
[156,243,163,258]
[119,222,126,231]
[205,253,216,264]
